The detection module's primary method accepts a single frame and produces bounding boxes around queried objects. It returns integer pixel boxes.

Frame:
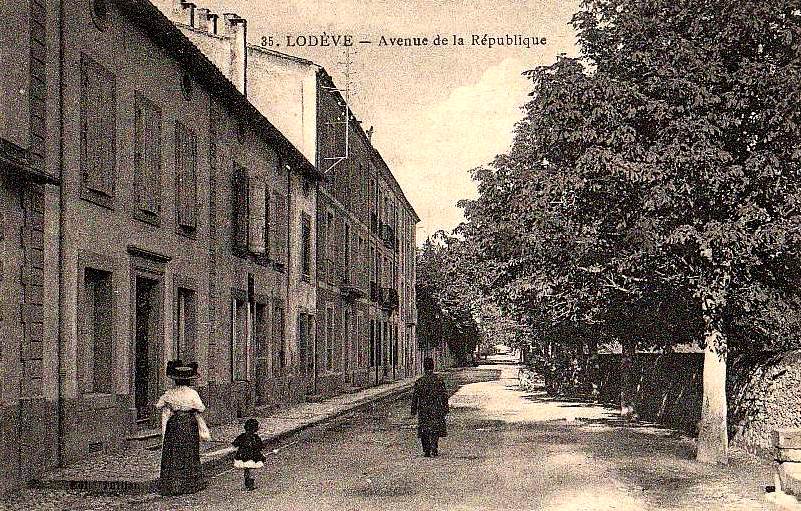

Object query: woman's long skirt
[159,411,206,496]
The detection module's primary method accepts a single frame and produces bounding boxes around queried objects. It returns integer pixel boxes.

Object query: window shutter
[176,123,197,230]
[272,192,287,265]
[144,102,161,213]
[248,177,266,254]
[316,209,326,275]
[134,95,161,215]
[134,101,143,204]
[268,191,278,259]
[232,163,249,253]
[264,186,270,260]
[81,55,115,197]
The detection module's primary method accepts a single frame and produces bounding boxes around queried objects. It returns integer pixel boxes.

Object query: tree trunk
[696,330,728,464]
[586,338,599,402]
[620,338,638,421]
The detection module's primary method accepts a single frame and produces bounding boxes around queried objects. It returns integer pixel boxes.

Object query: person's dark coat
[411,373,449,437]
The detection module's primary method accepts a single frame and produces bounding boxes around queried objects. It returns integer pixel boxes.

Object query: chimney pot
[195,8,210,31]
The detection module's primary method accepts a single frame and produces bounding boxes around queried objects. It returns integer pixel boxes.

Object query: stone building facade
[0,0,61,495]
[1,0,419,494]
[154,0,422,398]
[1,0,320,493]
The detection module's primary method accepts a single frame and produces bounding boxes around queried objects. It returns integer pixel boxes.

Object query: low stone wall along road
[2,364,786,510]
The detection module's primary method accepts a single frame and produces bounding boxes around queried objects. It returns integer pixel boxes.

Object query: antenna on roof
[321,46,355,174]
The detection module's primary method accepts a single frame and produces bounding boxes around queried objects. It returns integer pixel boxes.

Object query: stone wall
[727,351,801,455]
[596,350,801,456]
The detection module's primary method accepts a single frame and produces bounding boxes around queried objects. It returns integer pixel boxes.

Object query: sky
[204,0,580,239]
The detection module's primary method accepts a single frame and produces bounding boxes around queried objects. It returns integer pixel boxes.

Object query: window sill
[133,208,161,227]
[79,392,116,410]
[176,225,197,239]
[80,188,115,210]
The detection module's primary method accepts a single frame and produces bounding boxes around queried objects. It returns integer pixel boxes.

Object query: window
[344,308,351,372]
[326,307,334,371]
[90,0,109,30]
[298,313,314,373]
[271,191,288,269]
[175,121,197,235]
[369,319,375,367]
[82,268,113,394]
[326,211,335,264]
[231,293,248,381]
[248,177,267,255]
[301,213,311,280]
[254,302,269,387]
[80,54,116,209]
[357,313,364,368]
[133,93,162,224]
[343,222,351,284]
[175,287,197,362]
[393,324,399,368]
[181,73,193,101]
[358,236,366,289]
[272,302,285,373]
[232,163,249,254]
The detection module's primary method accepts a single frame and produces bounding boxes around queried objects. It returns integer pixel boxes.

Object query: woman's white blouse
[156,386,206,412]
[156,385,207,436]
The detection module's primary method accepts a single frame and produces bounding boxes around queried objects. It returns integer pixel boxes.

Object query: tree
[460,0,801,464]
[572,0,801,464]
[415,233,483,366]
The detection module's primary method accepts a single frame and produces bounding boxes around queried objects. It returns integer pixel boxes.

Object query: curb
[31,381,415,495]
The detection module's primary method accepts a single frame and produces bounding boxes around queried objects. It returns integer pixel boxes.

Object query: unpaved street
[3,364,782,511]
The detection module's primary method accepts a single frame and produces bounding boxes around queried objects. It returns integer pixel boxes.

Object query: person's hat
[166,360,198,380]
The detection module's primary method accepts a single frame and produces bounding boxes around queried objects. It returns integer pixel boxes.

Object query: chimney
[172,0,195,26]
[367,126,374,143]
[206,13,218,35]
[195,8,210,32]
[222,13,247,96]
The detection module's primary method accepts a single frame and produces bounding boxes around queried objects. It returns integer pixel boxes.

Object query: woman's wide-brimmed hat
[166,360,198,380]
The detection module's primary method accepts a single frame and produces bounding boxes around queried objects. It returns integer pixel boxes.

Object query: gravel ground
[1,364,793,511]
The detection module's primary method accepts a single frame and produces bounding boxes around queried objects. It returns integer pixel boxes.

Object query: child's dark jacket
[232,432,266,463]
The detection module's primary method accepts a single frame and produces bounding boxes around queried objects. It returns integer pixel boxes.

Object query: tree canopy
[449,0,801,463]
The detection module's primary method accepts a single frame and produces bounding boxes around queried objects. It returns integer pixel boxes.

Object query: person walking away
[232,418,266,490]
[410,357,449,457]
[156,360,211,496]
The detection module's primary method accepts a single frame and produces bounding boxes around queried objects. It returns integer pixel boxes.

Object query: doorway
[134,276,161,427]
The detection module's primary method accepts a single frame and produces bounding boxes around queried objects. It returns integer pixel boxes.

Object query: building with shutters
[2,0,418,492]
[0,0,320,493]
[154,0,422,398]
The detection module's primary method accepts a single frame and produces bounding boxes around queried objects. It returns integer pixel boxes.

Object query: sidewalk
[33,377,416,495]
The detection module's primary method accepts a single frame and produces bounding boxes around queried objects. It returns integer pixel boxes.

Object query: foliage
[459,0,801,361]
[454,0,801,460]
[415,232,482,365]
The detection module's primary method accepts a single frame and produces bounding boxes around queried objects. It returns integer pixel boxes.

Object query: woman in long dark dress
[156,360,210,496]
